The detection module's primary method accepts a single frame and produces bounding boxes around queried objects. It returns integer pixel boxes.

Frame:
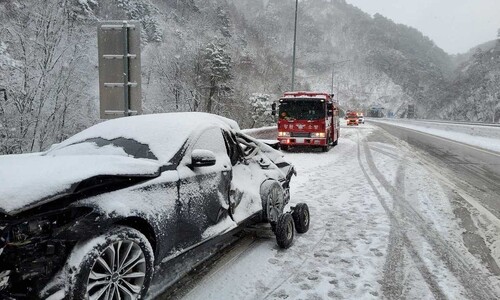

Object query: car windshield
[45,137,158,160]
[279,99,325,120]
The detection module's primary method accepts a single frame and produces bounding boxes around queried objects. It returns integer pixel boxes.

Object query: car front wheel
[292,203,310,233]
[275,213,294,249]
[67,226,154,300]
[261,181,285,224]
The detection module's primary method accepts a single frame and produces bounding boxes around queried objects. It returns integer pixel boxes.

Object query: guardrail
[242,126,277,139]
[368,118,500,141]
[369,118,500,128]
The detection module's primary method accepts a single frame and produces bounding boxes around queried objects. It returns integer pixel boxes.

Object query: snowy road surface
[158,122,500,300]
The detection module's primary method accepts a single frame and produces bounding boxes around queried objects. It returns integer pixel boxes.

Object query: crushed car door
[176,127,235,249]
[223,131,267,224]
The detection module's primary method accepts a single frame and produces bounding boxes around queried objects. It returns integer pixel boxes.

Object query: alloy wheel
[267,186,284,223]
[87,240,146,300]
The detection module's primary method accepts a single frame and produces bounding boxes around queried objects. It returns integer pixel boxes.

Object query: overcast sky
[345,0,500,54]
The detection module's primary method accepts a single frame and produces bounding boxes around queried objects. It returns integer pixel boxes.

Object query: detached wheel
[275,213,294,249]
[292,203,310,233]
[261,181,285,223]
[68,226,154,300]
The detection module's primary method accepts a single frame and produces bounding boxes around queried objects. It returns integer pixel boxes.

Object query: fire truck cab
[346,111,359,126]
[276,91,340,152]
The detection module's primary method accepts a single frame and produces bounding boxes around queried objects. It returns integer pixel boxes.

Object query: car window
[46,137,158,160]
[222,130,241,166]
[193,128,228,156]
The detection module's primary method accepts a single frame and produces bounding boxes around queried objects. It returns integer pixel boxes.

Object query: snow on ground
[176,123,500,299]
[370,119,500,153]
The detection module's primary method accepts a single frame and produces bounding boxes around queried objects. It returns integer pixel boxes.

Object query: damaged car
[0,112,307,299]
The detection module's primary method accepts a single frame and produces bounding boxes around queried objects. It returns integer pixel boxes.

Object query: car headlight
[10,219,52,244]
[7,207,93,245]
[278,132,291,137]
[311,132,325,138]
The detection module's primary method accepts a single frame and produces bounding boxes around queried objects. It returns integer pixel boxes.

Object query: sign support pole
[122,21,130,117]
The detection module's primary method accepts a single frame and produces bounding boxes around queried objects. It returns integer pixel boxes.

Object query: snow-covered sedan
[0,113,303,299]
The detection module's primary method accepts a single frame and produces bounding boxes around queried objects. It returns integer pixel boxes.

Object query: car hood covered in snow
[0,153,161,215]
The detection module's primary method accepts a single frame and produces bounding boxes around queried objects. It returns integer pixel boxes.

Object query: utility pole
[291,0,299,91]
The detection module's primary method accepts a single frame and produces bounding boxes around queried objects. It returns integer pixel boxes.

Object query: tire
[332,137,338,146]
[275,213,294,249]
[261,181,285,223]
[68,226,154,300]
[281,144,289,151]
[292,203,310,233]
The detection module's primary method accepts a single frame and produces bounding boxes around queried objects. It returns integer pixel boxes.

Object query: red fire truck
[275,91,340,152]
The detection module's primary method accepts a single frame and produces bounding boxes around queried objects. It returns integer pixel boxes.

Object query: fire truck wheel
[292,203,310,233]
[281,145,289,151]
[275,213,294,249]
[333,139,338,146]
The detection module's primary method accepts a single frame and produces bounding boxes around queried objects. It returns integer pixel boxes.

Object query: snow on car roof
[54,112,240,163]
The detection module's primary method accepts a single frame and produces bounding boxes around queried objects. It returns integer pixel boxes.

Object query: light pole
[331,60,350,95]
[291,0,299,91]
[494,92,500,123]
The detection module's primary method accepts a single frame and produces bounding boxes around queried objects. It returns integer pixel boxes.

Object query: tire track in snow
[360,131,498,300]
[355,131,447,300]
[380,164,407,300]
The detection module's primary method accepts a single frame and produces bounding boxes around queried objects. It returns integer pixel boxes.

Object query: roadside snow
[370,119,500,153]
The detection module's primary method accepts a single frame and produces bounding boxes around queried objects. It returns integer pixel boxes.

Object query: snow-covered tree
[0,0,96,154]
[249,93,274,128]
[202,41,232,113]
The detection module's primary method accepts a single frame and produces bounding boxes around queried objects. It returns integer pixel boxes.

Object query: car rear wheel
[275,213,294,249]
[68,226,154,300]
[261,181,285,223]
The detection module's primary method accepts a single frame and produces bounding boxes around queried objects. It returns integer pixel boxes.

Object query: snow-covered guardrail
[242,126,277,140]
[368,118,500,153]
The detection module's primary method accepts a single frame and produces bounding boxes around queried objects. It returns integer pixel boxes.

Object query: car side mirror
[191,149,216,167]
[271,103,277,116]
[327,109,333,116]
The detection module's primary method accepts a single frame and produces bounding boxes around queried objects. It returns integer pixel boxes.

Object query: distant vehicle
[346,111,359,126]
[357,113,365,124]
[0,113,307,299]
[275,91,340,152]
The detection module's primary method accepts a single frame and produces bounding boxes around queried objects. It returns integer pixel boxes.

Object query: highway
[155,121,500,300]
